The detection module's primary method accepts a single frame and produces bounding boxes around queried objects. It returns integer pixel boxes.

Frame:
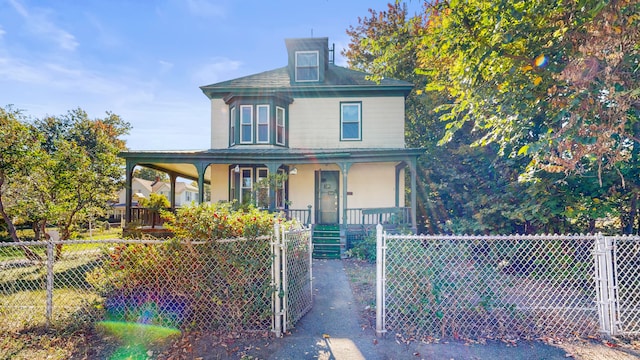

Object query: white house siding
[209,164,230,203]
[347,163,402,208]
[210,99,229,149]
[288,97,405,149]
[117,178,153,204]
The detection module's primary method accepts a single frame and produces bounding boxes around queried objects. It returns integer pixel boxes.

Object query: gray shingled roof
[200,64,413,97]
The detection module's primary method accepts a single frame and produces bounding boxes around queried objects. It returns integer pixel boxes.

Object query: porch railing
[346,207,411,228]
[278,206,312,225]
[129,207,167,227]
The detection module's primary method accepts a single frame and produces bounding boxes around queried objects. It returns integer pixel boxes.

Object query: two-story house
[120,37,423,258]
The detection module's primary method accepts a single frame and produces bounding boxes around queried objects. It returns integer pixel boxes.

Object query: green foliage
[163,202,279,240]
[345,1,640,234]
[139,193,170,210]
[1,107,131,245]
[348,234,377,263]
[133,167,168,182]
[88,205,297,331]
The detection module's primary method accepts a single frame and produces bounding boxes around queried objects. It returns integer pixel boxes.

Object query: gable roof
[200,64,413,100]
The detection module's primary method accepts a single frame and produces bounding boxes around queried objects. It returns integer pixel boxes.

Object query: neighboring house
[111,177,198,222]
[120,37,423,257]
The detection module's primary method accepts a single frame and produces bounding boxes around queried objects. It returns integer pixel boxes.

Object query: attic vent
[329,43,335,64]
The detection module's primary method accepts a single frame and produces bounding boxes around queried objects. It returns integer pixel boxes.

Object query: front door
[316,171,339,224]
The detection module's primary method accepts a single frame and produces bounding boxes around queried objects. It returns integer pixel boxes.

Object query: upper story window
[229,101,287,147]
[240,105,253,144]
[340,102,362,141]
[276,107,285,146]
[257,105,270,143]
[295,51,319,82]
[230,106,236,146]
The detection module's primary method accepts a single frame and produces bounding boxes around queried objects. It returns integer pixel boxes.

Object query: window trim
[340,102,362,141]
[256,104,270,144]
[240,168,253,204]
[276,106,286,146]
[229,106,236,146]
[240,105,253,144]
[295,51,319,82]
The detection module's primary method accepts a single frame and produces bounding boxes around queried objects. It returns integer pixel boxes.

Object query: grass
[1,227,123,262]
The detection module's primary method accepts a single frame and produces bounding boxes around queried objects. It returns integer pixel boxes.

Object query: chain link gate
[272,224,313,337]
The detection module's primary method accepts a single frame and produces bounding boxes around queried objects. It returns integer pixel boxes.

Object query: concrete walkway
[269,259,378,359]
[267,259,577,360]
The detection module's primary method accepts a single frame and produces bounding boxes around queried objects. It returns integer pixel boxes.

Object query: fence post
[272,223,283,338]
[45,235,55,328]
[375,223,386,337]
[281,224,289,333]
[595,234,617,336]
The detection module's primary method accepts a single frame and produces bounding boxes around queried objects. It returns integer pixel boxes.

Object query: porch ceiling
[120,147,425,180]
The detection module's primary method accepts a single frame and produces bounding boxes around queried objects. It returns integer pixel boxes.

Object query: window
[276,107,285,145]
[241,169,253,204]
[340,102,362,141]
[257,105,269,143]
[256,168,269,208]
[295,51,319,82]
[276,168,286,208]
[240,105,253,143]
[230,106,236,146]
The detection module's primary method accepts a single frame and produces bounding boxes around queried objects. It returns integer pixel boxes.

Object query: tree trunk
[627,191,638,235]
[0,194,41,260]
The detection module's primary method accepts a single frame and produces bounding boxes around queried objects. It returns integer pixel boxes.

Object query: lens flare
[534,54,548,68]
[97,321,181,360]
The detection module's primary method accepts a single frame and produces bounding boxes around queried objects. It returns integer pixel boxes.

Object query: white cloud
[0,25,6,38]
[192,57,241,84]
[7,0,79,51]
[158,60,174,74]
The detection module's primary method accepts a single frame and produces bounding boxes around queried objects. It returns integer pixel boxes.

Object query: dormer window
[295,51,319,82]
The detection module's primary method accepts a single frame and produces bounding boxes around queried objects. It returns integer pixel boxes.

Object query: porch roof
[120,147,424,182]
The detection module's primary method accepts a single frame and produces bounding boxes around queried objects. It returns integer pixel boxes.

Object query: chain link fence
[1,226,312,336]
[375,228,640,340]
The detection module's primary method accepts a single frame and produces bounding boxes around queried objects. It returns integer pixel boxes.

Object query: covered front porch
[119,148,423,255]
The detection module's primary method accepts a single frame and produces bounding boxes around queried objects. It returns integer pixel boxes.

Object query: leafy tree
[134,167,169,182]
[33,109,131,244]
[418,0,640,232]
[139,193,170,228]
[344,2,523,234]
[1,107,131,258]
[0,106,44,257]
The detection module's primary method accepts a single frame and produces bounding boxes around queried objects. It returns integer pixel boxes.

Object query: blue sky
[0,0,421,150]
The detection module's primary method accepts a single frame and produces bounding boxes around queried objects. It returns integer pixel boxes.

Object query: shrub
[87,203,297,331]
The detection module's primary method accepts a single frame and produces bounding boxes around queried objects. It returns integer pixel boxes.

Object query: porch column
[169,173,177,211]
[339,162,352,225]
[125,159,136,224]
[266,162,283,211]
[394,162,406,208]
[409,157,418,234]
[195,161,207,204]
